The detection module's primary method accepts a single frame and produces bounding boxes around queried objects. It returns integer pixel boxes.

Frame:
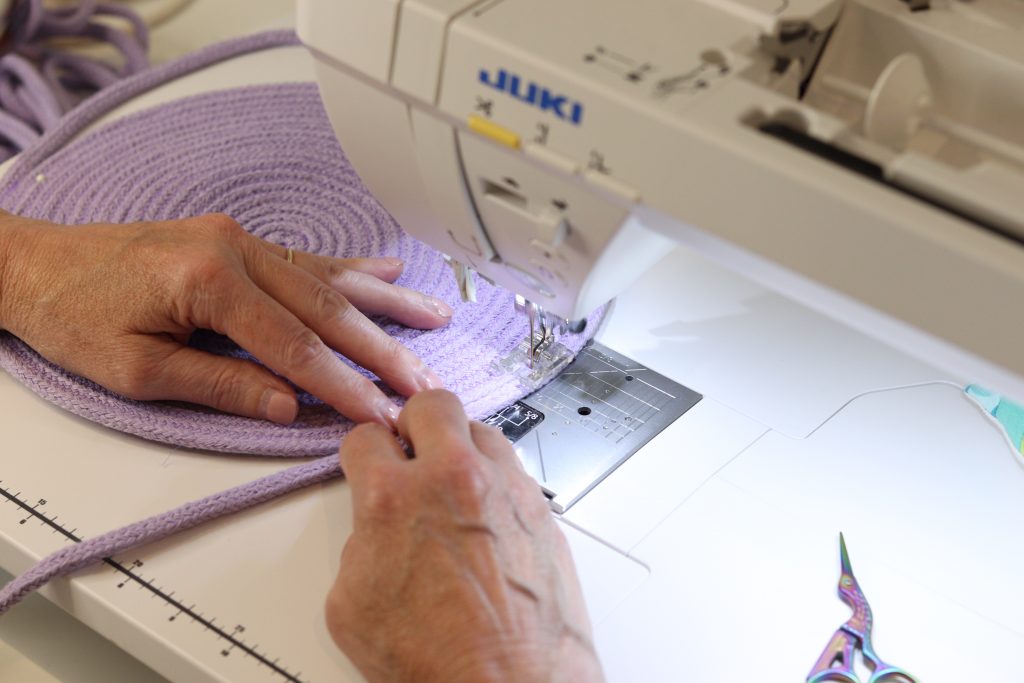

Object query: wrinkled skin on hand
[328,390,605,683]
[0,212,452,425]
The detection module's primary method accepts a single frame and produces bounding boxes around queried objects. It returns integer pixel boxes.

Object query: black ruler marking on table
[0,482,308,683]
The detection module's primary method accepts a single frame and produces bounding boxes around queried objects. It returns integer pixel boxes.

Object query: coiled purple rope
[0,0,149,160]
[0,30,601,612]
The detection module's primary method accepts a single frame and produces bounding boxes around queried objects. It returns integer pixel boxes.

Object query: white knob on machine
[535,208,571,251]
[864,53,932,151]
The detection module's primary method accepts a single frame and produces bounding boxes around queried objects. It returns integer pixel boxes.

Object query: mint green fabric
[966,385,1024,455]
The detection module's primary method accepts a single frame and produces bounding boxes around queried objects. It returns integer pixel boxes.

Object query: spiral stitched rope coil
[0,0,150,161]
[0,30,602,612]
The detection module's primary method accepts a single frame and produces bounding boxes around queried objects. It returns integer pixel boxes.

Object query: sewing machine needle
[528,304,537,369]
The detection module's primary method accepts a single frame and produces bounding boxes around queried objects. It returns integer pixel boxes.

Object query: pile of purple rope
[0,0,148,160]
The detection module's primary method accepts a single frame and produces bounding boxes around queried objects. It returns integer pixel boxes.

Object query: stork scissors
[807,534,919,683]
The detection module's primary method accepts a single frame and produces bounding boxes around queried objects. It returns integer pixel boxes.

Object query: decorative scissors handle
[807,628,860,683]
[861,639,919,683]
[807,627,918,683]
[807,536,920,683]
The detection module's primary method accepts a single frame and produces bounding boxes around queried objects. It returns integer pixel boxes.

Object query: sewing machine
[297,0,1024,679]
[299,0,1024,398]
[1,1,1022,682]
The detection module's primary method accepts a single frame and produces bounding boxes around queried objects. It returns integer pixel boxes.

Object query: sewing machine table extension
[1,0,1023,681]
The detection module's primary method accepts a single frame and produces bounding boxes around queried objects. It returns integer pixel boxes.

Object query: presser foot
[514,295,586,369]
[492,333,575,391]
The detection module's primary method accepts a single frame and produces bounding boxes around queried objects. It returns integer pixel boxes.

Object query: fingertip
[372,400,401,430]
[413,365,445,393]
[469,420,522,468]
[408,296,453,330]
[352,397,399,430]
[339,422,407,481]
[340,421,381,455]
[469,419,503,440]
[429,297,454,319]
[392,310,452,332]
[397,389,466,442]
[260,389,298,425]
[333,394,400,432]
[368,258,405,284]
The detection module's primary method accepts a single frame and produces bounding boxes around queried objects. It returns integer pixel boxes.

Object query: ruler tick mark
[1,485,309,682]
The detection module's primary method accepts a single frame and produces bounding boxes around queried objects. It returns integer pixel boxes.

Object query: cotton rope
[1,0,150,160]
[0,30,602,612]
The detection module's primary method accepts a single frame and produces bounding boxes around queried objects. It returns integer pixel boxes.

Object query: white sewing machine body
[299,0,1024,398]
[1,2,1023,682]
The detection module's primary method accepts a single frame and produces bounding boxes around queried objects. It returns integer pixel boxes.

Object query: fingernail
[379,401,401,427]
[385,258,404,269]
[429,297,453,318]
[416,366,444,392]
[262,390,297,425]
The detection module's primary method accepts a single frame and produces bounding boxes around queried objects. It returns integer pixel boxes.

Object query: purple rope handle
[0,30,319,615]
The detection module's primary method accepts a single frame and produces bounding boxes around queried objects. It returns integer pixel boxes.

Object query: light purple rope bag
[0,31,602,612]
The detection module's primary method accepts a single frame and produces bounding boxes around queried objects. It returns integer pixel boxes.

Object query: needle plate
[484,342,702,512]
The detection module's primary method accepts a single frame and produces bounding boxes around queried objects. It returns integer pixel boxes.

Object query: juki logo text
[479,68,585,125]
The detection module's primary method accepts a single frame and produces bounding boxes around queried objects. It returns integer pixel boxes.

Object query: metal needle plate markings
[485,342,701,512]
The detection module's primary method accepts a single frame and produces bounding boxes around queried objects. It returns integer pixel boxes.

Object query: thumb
[148,343,298,424]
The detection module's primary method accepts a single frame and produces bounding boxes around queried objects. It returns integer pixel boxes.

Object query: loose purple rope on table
[0,0,151,160]
[3,28,301,184]
[0,457,342,613]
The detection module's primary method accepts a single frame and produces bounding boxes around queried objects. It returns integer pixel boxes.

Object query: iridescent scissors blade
[839,532,853,576]
[807,534,919,683]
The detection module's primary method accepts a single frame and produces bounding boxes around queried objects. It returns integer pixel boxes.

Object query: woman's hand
[0,212,452,425]
[327,390,605,683]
